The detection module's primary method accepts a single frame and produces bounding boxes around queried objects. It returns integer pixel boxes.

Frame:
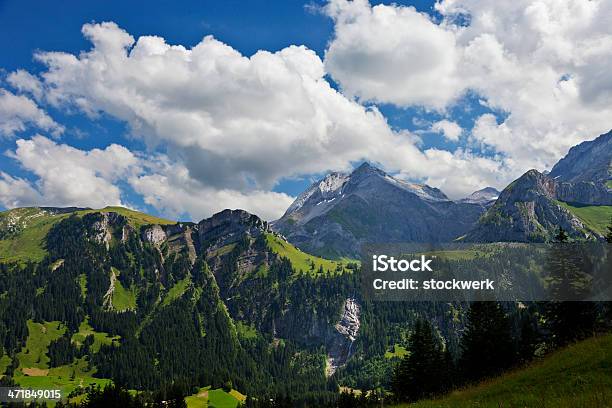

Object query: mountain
[273,163,487,258]
[0,205,370,402]
[463,170,598,242]
[465,131,612,242]
[458,187,500,205]
[550,129,612,185]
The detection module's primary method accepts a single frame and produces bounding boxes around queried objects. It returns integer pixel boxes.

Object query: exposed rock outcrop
[326,298,360,376]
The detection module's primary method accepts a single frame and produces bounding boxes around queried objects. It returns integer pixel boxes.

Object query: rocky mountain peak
[459,187,500,205]
[198,209,269,248]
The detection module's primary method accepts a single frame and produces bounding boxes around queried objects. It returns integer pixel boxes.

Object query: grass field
[397,334,612,408]
[112,279,137,311]
[557,201,612,235]
[235,321,257,340]
[0,208,71,262]
[17,320,66,370]
[185,387,244,408]
[13,319,111,403]
[264,233,350,276]
[0,353,11,376]
[162,276,192,306]
[76,206,175,228]
[384,344,409,359]
[71,317,119,353]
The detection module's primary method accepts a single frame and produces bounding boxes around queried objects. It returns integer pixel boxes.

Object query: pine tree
[555,226,569,243]
[544,227,597,346]
[459,302,515,382]
[392,319,449,402]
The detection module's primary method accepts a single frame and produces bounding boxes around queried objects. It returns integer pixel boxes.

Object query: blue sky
[1,0,610,220]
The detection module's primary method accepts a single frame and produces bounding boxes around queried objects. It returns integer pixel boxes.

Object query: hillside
[396,334,612,408]
[0,206,174,263]
[0,206,367,405]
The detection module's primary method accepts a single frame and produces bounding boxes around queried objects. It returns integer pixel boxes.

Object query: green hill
[264,232,353,276]
[396,334,612,408]
[0,206,174,263]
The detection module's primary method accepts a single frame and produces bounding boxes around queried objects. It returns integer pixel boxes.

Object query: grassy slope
[0,208,71,263]
[16,320,65,369]
[557,202,612,235]
[264,233,350,275]
[397,334,612,408]
[111,279,137,311]
[0,206,174,263]
[162,276,192,306]
[14,320,110,400]
[71,317,119,353]
[384,344,408,359]
[185,387,244,408]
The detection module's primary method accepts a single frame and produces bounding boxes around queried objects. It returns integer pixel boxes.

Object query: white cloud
[0,89,63,137]
[1,20,544,218]
[4,135,138,209]
[431,119,462,141]
[324,0,462,108]
[324,0,612,172]
[25,22,510,202]
[0,172,42,209]
[129,158,294,221]
[7,70,44,101]
[33,22,425,192]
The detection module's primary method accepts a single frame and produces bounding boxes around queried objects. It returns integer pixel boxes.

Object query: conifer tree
[392,319,449,401]
[555,226,569,243]
[459,302,515,382]
[544,225,597,346]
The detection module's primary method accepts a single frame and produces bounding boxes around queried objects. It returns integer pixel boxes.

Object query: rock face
[142,224,167,246]
[465,170,593,242]
[550,130,611,184]
[273,163,487,258]
[549,130,612,205]
[465,170,599,242]
[326,298,360,376]
[199,209,269,249]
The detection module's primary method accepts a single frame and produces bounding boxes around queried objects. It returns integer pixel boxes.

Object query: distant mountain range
[272,163,491,258]
[274,130,612,254]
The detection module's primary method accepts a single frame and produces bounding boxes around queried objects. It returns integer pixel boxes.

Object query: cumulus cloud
[324,0,612,172]
[324,0,462,108]
[17,21,511,203]
[129,157,294,221]
[7,70,44,101]
[0,89,63,137]
[3,135,138,209]
[431,120,462,141]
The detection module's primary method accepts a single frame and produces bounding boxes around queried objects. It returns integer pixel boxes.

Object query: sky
[1,0,611,221]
